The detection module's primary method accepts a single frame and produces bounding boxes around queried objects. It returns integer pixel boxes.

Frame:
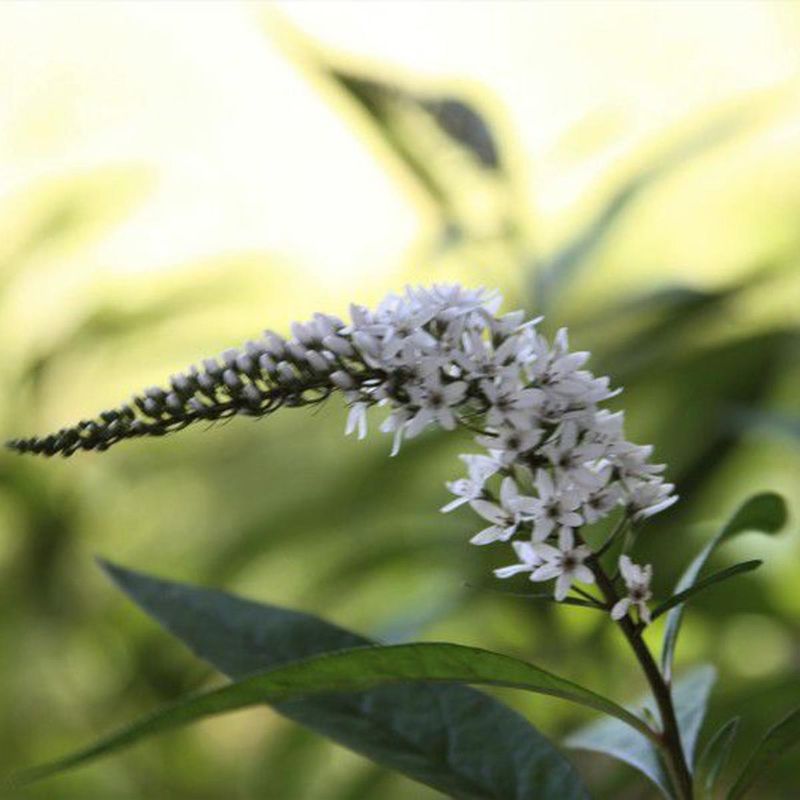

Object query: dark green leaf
[651,561,762,620]
[11,634,653,790]
[661,493,787,680]
[90,561,591,800]
[727,707,800,799]
[695,717,739,800]
[419,97,500,169]
[565,665,716,798]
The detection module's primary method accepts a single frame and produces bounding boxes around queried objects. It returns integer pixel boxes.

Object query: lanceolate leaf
[10,636,652,790]
[650,561,762,621]
[695,717,739,800]
[564,665,716,798]
[661,493,787,680]
[51,562,592,800]
[727,707,800,800]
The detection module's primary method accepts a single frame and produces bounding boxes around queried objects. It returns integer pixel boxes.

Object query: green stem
[589,555,694,800]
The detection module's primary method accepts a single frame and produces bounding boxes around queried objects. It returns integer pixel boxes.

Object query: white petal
[494,563,532,579]
[440,496,469,513]
[532,542,561,560]
[560,511,584,528]
[611,598,631,620]
[470,525,503,545]
[470,499,506,525]
[618,555,635,583]
[499,476,518,508]
[444,381,468,404]
[535,469,554,499]
[554,573,572,601]
[512,540,538,565]
[558,527,574,549]
[530,563,562,582]
[574,565,595,584]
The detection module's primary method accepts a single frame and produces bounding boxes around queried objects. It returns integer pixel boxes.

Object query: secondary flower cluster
[8,284,670,622]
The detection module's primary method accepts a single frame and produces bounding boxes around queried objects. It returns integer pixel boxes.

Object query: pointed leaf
[661,493,787,679]
[565,665,716,797]
[650,561,762,621]
[11,637,652,790]
[727,707,800,800]
[695,718,739,800]
[51,561,591,800]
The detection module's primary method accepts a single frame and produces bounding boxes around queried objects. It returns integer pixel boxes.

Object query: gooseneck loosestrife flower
[7,284,676,623]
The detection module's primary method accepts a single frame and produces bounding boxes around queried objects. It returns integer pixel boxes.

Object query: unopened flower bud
[286,341,308,362]
[165,393,184,413]
[223,369,242,392]
[323,334,354,357]
[305,350,330,374]
[258,353,277,375]
[291,321,314,347]
[222,348,240,368]
[330,370,356,390]
[203,358,221,377]
[277,362,296,384]
[263,331,286,358]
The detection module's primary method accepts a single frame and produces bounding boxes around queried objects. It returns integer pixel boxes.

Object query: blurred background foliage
[1,2,799,798]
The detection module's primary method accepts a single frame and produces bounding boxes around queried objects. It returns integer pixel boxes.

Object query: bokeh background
[1,2,799,798]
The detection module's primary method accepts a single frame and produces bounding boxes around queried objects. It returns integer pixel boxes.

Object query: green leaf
[650,561,762,621]
[564,665,716,798]
[10,634,652,790]
[58,561,591,800]
[727,707,800,799]
[695,717,739,800]
[661,493,787,680]
[531,113,744,313]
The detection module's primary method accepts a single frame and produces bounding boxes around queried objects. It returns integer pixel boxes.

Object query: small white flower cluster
[328,284,674,621]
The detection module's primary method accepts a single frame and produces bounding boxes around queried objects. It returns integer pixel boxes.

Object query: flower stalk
[589,553,694,800]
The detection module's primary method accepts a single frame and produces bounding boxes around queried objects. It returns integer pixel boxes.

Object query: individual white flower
[469,476,538,545]
[541,421,605,488]
[529,541,595,601]
[441,454,501,512]
[581,479,623,524]
[406,375,468,436]
[480,377,545,429]
[528,469,584,542]
[454,331,519,381]
[609,440,666,479]
[494,539,542,579]
[476,426,542,465]
[626,479,678,521]
[526,329,590,389]
[611,555,653,624]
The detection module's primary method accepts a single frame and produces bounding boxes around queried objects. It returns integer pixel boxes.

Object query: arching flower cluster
[8,284,669,622]
[335,285,671,618]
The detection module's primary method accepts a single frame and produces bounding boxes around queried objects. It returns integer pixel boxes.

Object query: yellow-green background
[1,2,798,798]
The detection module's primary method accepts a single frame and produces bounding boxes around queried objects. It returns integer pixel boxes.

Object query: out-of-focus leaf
[661,494,787,680]
[419,97,500,169]
[0,168,151,287]
[90,561,592,800]
[565,665,716,798]
[532,114,745,313]
[650,560,762,621]
[730,408,800,441]
[695,717,739,800]
[727,707,800,799]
